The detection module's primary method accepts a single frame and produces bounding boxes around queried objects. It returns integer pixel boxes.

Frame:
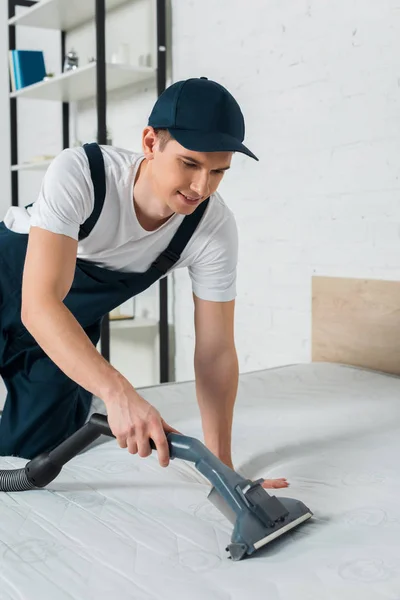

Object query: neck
[133,158,174,231]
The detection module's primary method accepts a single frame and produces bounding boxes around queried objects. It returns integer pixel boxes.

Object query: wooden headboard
[312,276,400,375]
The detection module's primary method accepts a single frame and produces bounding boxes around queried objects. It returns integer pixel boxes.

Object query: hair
[153,128,172,151]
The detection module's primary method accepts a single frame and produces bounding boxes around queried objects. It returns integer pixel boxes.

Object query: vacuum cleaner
[0,413,313,561]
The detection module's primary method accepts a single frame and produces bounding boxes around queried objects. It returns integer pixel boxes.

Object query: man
[0,77,287,489]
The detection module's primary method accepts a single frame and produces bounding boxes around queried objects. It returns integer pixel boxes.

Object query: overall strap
[79,143,106,241]
[23,143,106,234]
[149,198,210,277]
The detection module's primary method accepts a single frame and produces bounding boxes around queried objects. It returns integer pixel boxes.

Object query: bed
[0,361,400,599]
[1,276,400,599]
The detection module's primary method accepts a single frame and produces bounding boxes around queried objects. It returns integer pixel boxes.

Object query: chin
[173,204,198,215]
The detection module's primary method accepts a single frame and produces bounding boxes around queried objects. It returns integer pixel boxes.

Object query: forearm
[194,348,239,467]
[22,298,130,402]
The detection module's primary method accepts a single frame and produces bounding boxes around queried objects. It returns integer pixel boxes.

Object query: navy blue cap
[148,77,258,161]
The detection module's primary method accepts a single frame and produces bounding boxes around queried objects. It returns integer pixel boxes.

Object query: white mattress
[1,362,400,600]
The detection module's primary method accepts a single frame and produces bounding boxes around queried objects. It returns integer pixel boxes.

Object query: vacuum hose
[0,414,144,492]
[0,467,37,492]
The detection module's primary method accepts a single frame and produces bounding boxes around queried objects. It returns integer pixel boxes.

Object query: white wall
[171,0,400,380]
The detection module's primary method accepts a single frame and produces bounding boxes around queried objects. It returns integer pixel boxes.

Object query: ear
[142,126,157,159]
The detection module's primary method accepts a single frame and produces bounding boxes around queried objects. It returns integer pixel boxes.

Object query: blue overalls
[0,143,209,459]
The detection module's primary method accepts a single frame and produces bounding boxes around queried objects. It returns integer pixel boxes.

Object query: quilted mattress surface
[1,362,400,599]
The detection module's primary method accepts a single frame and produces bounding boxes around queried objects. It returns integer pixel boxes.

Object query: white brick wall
[171,0,400,379]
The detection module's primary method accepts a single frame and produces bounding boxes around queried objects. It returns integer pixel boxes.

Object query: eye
[181,160,225,175]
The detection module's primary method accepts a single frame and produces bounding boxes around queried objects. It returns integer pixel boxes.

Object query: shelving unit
[8,0,171,383]
[10,61,155,102]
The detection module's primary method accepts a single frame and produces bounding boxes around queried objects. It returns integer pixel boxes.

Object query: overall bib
[0,143,209,459]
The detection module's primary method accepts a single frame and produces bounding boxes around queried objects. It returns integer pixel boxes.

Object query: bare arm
[193,295,290,489]
[193,294,239,468]
[21,227,177,465]
[21,226,122,400]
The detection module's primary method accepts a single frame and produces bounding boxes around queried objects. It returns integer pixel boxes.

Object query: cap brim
[167,128,259,161]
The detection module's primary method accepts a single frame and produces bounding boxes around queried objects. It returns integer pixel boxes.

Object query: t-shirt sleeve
[188,212,238,302]
[29,147,94,240]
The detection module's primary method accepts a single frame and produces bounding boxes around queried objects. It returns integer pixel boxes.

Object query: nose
[190,171,210,198]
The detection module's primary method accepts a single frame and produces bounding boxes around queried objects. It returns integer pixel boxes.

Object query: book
[9,50,46,90]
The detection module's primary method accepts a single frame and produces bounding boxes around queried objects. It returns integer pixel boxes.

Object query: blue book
[11,50,46,90]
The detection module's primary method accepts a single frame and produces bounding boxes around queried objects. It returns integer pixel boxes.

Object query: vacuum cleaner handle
[24,412,244,496]
[47,413,240,470]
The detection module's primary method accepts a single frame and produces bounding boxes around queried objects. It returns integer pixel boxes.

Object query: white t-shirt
[3,145,238,302]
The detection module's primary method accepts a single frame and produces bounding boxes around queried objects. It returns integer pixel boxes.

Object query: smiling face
[141,127,233,215]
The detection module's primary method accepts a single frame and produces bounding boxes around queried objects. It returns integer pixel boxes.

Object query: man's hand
[223,459,289,489]
[261,478,289,489]
[105,386,180,467]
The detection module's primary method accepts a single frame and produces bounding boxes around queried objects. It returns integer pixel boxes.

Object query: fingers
[122,432,170,465]
[152,430,170,468]
[118,437,153,458]
[137,437,152,458]
[110,409,176,467]
[117,436,128,449]
[127,438,138,455]
[120,433,160,460]
[261,478,289,489]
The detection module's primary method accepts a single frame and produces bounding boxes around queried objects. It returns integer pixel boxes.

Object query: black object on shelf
[7,0,170,382]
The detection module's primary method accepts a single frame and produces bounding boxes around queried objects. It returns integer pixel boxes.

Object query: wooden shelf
[10,62,155,102]
[8,0,132,32]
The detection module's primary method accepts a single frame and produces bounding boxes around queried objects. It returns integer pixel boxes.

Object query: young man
[0,77,287,489]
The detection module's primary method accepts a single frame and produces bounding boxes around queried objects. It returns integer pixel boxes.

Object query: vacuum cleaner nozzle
[208,481,312,560]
